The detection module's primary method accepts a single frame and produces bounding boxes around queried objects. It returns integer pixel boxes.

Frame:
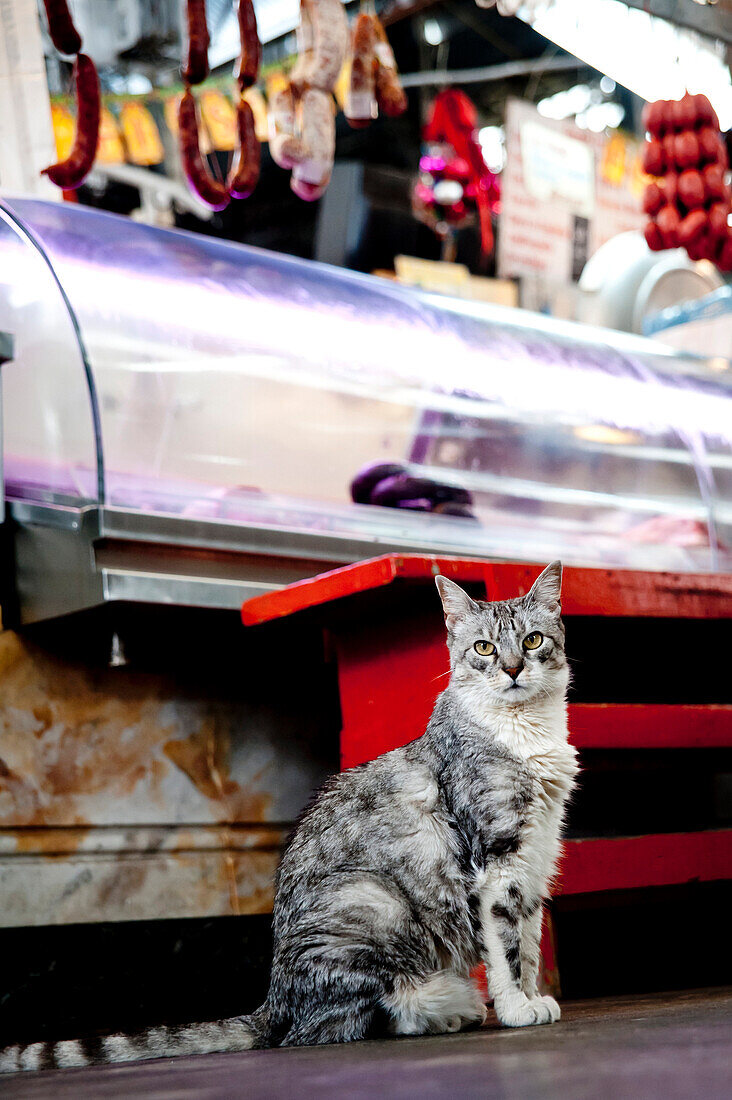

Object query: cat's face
[435,562,568,706]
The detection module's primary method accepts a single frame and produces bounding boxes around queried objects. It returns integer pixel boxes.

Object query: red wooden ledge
[569,704,732,749]
[339,703,732,770]
[560,829,732,895]
[242,554,732,626]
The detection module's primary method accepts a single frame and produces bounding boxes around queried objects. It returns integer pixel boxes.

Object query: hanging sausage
[275,0,348,201]
[42,0,82,55]
[42,53,100,190]
[345,13,376,128]
[178,89,231,210]
[228,98,261,199]
[372,16,407,118]
[344,12,407,131]
[235,0,262,90]
[182,0,210,85]
[178,0,230,211]
[41,3,101,190]
[227,0,263,199]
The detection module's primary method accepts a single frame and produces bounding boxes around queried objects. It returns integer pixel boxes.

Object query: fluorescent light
[538,84,593,120]
[423,18,444,45]
[478,125,506,172]
[520,0,732,129]
[575,102,626,131]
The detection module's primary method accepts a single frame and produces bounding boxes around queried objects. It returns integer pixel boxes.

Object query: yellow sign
[600,132,627,188]
[119,101,164,166]
[97,107,125,164]
[200,90,237,151]
[630,151,649,199]
[50,102,75,160]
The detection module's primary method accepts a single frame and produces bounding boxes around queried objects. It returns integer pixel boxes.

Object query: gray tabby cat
[1,561,577,1072]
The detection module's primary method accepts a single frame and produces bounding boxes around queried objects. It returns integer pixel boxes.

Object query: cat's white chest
[495,707,576,808]
[488,703,578,895]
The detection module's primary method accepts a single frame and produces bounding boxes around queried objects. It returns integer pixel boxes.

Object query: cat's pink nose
[505,665,523,680]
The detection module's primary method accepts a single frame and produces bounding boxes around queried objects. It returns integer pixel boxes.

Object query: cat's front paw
[494,992,560,1028]
[535,995,560,1023]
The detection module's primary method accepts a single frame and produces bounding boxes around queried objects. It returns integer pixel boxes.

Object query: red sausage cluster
[41,1,100,191]
[642,93,732,272]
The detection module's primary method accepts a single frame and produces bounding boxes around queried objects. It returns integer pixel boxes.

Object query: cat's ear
[435,576,478,630]
[527,561,562,611]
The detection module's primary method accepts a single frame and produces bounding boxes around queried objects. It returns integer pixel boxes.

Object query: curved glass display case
[1,197,731,623]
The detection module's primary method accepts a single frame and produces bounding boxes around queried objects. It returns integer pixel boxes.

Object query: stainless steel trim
[97,507,494,564]
[101,568,279,611]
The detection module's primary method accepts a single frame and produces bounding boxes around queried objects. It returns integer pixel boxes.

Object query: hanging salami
[178,90,230,210]
[42,54,100,190]
[182,0,210,85]
[42,0,82,55]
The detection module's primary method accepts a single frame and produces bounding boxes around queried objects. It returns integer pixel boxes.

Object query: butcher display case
[1,197,731,625]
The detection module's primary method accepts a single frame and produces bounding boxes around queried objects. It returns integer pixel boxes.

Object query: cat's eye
[474,640,496,656]
[523,632,544,650]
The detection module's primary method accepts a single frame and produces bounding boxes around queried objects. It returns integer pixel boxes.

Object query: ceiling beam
[399,54,583,87]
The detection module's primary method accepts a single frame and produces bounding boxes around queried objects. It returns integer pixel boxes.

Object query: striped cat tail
[0,1013,261,1073]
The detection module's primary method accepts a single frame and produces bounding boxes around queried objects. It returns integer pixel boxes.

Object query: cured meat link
[42,53,100,189]
[235,0,261,90]
[373,16,408,118]
[182,0,210,85]
[345,13,376,128]
[290,4,314,87]
[294,0,348,94]
[228,97,260,199]
[291,87,335,198]
[178,90,230,210]
[42,0,82,55]
[375,64,407,118]
[269,82,307,169]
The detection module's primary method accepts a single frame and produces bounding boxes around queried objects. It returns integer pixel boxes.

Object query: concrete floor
[2,988,731,1100]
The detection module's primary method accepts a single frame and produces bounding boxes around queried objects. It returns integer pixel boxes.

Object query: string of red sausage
[181,1,406,207]
[642,93,732,272]
[41,0,404,209]
[41,1,100,190]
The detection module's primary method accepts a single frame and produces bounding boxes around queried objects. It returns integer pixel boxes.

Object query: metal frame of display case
[0,332,13,528]
[7,498,510,624]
